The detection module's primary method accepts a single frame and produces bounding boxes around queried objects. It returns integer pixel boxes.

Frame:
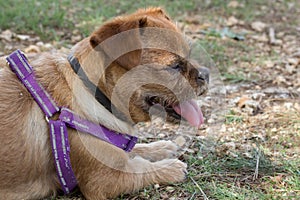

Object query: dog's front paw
[131,140,178,161]
[148,140,178,161]
[153,158,187,183]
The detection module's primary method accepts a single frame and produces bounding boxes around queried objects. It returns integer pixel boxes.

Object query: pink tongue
[172,100,204,128]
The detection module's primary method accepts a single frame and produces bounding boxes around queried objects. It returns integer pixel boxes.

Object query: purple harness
[6,50,138,194]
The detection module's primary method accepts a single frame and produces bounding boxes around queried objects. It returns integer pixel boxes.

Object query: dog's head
[88,7,209,128]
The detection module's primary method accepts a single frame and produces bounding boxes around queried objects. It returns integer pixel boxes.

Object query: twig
[190,176,209,200]
[189,191,196,200]
[253,153,260,180]
[268,27,276,44]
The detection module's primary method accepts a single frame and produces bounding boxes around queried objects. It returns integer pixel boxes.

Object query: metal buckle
[5,57,9,67]
[45,115,50,123]
[45,107,62,123]
[20,51,28,61]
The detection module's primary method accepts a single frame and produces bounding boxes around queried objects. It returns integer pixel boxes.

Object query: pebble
[251,21,267,32]
[174,136,186,147]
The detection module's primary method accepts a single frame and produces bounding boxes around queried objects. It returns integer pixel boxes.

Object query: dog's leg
[79,156,187,200]
[73,139,186,200]
[130,140,178,161]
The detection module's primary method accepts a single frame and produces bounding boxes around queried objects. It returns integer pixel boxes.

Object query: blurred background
[0,0,299,199]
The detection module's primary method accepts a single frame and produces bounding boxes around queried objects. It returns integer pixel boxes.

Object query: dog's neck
[72,38,106,91]
[71,38,133,133]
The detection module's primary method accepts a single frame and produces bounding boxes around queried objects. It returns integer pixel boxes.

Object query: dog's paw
[153,158,187,183]
[131,140,178,161]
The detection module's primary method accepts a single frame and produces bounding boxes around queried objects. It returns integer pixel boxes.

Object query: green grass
[0,0,69,40]
[225,110,244,124]
[1,1,299,199]
[0,0,199,40]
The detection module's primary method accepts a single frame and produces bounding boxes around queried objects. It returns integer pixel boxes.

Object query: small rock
[277,31,285,38]
[36,41,44,46]
[0,29,14,42]
[273,75,287,85]
[16,34,30,41]
[207,118,215,124]
[154,184,160,189]
[287,58,299,66]
[227,1,239,8]
[264,60,275,68]
[59,47,70,54]
[71,35,82,43]
[174,136,186,147]
[166,186,175,192]
[226,16,239,26]
[285,64,296,74]
[284,102,293,110]
[28,36,40,42]
[243,152,253,158]
[251,21,267,32]
[44,43,53,49]
[252,92,265,100]
[272,39,283,46]
[251,34,268,42]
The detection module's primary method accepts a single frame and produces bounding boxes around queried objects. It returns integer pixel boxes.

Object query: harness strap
[6,49,138,194]
[49,120,77,193]
[59,107,137,152]
[6,50,77,194]
[6,50,59,117]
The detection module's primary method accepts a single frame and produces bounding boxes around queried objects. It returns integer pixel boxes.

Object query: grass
[0,0,69,40]
[225,110,244,124]
[1,0,299,199]
[121,137,299,200]
[0,0,200,40]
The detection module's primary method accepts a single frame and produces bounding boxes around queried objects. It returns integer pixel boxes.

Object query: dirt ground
[0,1,299,199]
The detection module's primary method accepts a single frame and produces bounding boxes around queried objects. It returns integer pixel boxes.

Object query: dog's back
[0,55,58,199]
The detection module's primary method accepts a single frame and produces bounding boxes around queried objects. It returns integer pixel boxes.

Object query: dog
[0,7,209,200]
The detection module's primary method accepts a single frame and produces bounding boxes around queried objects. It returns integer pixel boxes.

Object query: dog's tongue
[172,99,204,128]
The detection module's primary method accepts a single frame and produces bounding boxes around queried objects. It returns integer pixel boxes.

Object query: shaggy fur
[0,8,208,200]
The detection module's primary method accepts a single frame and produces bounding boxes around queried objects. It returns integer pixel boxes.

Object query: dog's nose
[197,67,209,84]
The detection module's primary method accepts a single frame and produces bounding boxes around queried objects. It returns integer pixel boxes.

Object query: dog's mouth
[145,96,204,128]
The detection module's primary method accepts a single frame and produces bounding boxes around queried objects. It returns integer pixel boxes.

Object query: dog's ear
[141,7,171,21]
[90,17,148,69]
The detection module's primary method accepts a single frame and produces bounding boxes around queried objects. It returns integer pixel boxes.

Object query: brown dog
[0,8,208,200]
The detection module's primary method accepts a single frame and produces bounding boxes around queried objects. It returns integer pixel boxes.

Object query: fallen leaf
[270,175,283,183]
[237,96,251,108]
[24,45,41,54]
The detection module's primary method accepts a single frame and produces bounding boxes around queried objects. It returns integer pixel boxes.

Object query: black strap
[67,55,129,123]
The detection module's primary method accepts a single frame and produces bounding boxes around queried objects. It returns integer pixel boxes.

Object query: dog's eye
[171,63,182,71]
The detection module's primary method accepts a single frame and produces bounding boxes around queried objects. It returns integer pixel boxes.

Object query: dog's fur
[0,8,208,200]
